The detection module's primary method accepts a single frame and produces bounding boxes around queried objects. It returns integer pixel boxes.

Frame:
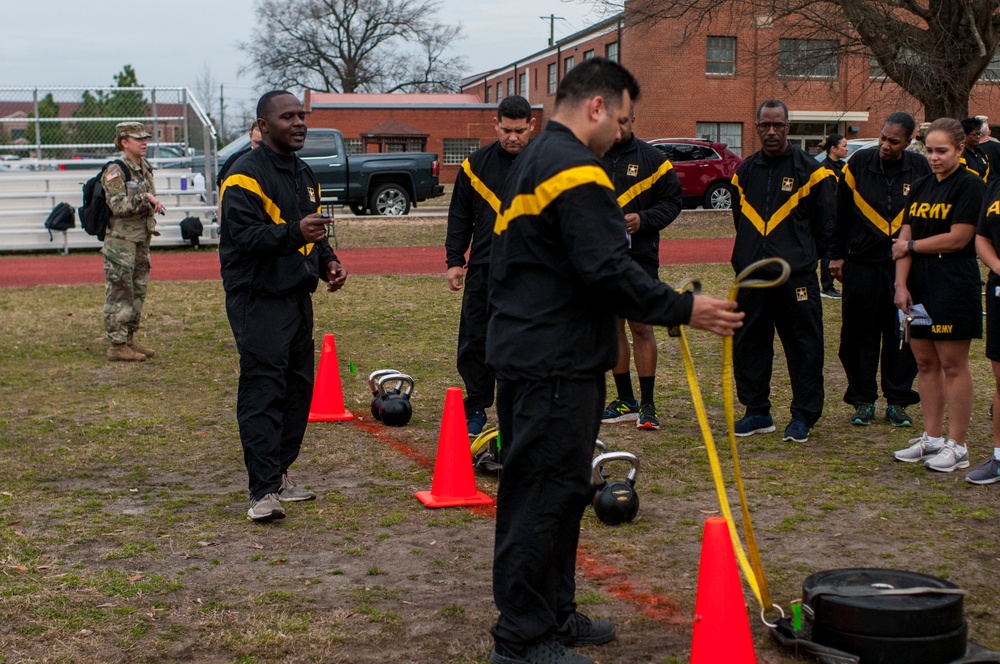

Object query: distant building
[460,7,1000,157]
[304,92,545,184]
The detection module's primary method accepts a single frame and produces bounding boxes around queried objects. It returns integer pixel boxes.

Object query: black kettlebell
[368,369,398,421]
[378,373,414,427]
[591,451,640,525]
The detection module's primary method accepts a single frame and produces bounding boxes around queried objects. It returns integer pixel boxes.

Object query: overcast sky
[2,0,611,113]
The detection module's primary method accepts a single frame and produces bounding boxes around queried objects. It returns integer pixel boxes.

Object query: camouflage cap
[114,121,152,148]
[916,122,931,138]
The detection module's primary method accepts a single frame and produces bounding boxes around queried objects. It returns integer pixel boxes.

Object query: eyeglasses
[756,122,789,131]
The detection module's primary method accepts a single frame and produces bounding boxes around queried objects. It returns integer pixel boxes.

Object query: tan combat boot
[108,343,146,362]
[127,332,155,358]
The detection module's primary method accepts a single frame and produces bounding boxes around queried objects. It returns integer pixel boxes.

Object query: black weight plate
[804,569,964,637]
[812,620,967,664]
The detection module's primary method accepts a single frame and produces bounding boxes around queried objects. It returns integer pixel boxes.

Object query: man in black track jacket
[445,96,534,438]
[599,107,682,430]
[730,99,836,445]
[220,91,348,523]
[828,112,929,428]
[485,58,743,664]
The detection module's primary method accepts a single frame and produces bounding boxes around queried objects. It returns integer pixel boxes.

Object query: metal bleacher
[0,167,218,254]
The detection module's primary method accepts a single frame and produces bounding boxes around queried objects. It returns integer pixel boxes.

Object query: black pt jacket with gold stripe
[601,134,682,266]
[831,147,931,264]
[445,140,518,269]
[730,145,836,275]
[486,121,694,381]
[219,144,338,295]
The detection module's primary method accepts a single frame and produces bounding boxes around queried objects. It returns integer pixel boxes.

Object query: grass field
[0,213,997,663]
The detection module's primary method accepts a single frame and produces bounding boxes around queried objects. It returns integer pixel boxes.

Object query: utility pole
[539,13,566,47]
[219,84,225,145]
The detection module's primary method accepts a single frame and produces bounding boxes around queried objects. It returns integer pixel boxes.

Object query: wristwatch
[907,240,915,253]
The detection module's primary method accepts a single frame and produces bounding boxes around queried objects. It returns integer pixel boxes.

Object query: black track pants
[733,270,825,427]
[226,290,314,500]
[839,260,918,407]
[457,264,496,411]
[491,376,604,647]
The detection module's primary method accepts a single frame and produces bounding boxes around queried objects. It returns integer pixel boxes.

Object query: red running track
[0,238,733,287]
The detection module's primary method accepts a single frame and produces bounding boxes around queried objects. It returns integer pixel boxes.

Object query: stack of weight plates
[803,568,967,664]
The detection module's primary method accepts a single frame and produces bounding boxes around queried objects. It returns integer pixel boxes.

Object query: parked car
[197,128,445,215]
[813,138,879,163]
[646,138,743,210]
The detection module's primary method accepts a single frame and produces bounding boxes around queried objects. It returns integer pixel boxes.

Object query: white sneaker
[278,473,317,502]
[892,433,944,463]
[247,493,286,521]
[924,441,970,473]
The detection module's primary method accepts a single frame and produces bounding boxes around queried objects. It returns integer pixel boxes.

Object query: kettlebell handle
[368,369,398,393]
[376,372,414,398]
[591,451,639,485]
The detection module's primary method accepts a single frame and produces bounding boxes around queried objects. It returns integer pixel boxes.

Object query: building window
[565,56,574,74]
[497,82,502,100]
[606,42,619,62]
[583,49,595,60]
[485,85,492,103]
[10,128,26,141]
[442,138,481,165]
[343,138,363,154]
[984,50,1000,82]
[507,78,513,97]
[548,63,557,94]
[779,39,839,78]
[173,125,184,142]
[519,71,528,100]
[869,56,886,79]
[696,121,743,156]
[705,36,736,75]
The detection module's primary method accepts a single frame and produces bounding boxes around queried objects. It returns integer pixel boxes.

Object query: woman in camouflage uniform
[102,122,165,362]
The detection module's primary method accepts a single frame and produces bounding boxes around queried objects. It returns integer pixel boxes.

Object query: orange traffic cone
[307,333,354,422]
[691,517,757,663]
[415,387,494,508]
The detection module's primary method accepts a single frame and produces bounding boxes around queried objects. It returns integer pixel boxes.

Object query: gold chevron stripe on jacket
[732,167,832,235]
[461,158,502,214]
[842,164,904,236]
[616,160,675,208]
[221,173,319,255]
[494,165,614,234]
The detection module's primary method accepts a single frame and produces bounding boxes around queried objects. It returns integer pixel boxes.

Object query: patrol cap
[916,122,931,138]
[114,121,152,149]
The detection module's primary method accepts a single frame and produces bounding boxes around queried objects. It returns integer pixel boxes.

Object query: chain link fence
[0,87,217,180]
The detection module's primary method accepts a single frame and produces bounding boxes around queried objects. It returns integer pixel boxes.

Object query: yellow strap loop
[675,258,790,614]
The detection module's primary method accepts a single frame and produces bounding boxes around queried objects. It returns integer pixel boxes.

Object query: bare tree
[193,65,218,120]
[585,0,1000,119]
[239,0,466,94]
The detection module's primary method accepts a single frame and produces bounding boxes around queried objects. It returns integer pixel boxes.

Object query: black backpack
[79,159,129,241]
[179,216,203,247]
[44,202,75,241]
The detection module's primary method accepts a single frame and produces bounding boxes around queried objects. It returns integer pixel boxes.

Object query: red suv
[646,138,743,210]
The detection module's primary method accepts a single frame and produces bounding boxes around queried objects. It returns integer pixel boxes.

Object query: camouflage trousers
[103,236,151,344]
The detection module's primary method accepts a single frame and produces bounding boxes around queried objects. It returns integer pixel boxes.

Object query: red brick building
[460,6,1000,157]
[303,92,545,184]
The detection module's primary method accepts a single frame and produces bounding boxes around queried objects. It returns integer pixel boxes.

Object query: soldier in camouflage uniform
[102,122,166,362]
[907,122,930,157]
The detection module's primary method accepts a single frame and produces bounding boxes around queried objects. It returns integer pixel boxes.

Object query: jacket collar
[258,143,302,174]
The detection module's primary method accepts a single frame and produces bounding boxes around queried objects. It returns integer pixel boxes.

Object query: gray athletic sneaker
[278,473,316,502]
[490,638,594,664]
[247,493,285,522]
[924,441,970,473]
[892,432,944,463]
[965,456,1000,484]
